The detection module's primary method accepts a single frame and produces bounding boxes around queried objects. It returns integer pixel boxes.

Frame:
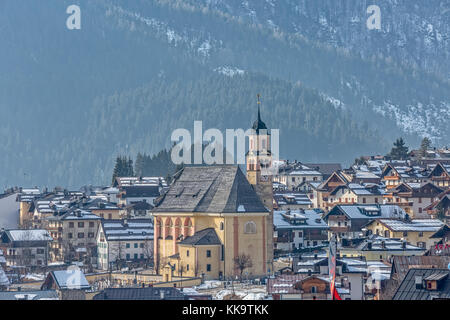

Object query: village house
[0,249,9,290]
[381,163,430,191]
[120,200,154,220]
[323,204,406,240]
[267,274,350,300]
[97,219,153,271]
[392,268,450,300]
[45,208,101,263]
[273,161,323,191]
[31,190,85,229]
[92,186,120,203]
[324,183,385,211]
[364,218,444,250]
[291,254,366,300]
[381,255,450,300]
[409,148,450,166]
[364,260,392,300]
[338,235,425,262]
[114,176,167,206]
[0,229,52,269]
[273,191,312,211]
[383,182,444,218]
[314,171,351,210]
[425,189,450,223]
[427,162,450,188]
[81,198,121,220]
[16,188,43,228]
[273,210,328,252]
[41,269,90,300]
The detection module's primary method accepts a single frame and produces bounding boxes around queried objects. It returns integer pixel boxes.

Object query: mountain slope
[0,0,448,188]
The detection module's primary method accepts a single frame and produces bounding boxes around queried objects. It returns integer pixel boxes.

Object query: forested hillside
[0,0,448,188]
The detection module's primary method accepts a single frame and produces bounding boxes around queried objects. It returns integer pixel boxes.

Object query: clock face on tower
[260,175,269,182]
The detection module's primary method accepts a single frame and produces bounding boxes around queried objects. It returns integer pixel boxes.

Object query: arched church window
[244,221,257,234]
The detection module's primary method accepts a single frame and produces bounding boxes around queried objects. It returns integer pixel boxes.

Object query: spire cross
[257,94,261,120]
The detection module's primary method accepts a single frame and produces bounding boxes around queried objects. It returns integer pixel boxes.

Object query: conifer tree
[388,138,409,160]
[419,137,432,157]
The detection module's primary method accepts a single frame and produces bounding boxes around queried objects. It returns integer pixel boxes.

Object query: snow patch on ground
[214,289,266,300]
[372,100,450,141]
[194,280,222,290]
[320,93,346,110]
[214,66,245,77]
[108,5,220,58]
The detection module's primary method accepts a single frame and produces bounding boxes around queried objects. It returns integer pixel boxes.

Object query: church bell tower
[246,94,274,274]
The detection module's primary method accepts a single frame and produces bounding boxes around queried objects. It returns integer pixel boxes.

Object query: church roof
[153,165,268,213]
[252,105,268,132]
[179,228,221,246]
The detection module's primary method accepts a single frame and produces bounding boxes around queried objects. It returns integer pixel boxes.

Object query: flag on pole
[328,234,342,300]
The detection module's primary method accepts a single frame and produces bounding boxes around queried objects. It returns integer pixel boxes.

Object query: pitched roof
[179,228,221,246]
[120,185,160,198]
[3,229,52,242]
[82,198,119,210]
[324,205,406,220]
[393,268,450,300]
[391,256,450,279]
[341,235,425,252]
[274,210,328,230]
[0,290,58,300]
[101,219,153,241]
[93,287,186,300]
[47,269,90,290]
[154,165,268,213]
[46,208,101,221]
[303,163,342,177]
[377,219,444,232]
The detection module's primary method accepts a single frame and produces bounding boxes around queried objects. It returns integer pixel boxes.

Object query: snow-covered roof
[289,170,322,176]
[6,229,52,242]
[327,205,406,220]
[274,210,328,230]
[101,219,153,241]
[379,219,444,232]
[51,269,90,290]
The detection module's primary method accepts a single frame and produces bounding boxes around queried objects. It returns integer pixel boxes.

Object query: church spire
[252,94,267,132]
[257,93,261,122]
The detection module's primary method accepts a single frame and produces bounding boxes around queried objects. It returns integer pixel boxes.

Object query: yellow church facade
[153,166,271,280]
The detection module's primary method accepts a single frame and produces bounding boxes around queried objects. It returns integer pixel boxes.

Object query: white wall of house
[0,193,19,229]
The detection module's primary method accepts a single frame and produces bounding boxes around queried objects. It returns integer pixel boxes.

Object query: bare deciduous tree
[233,254,253,282]
[142,239,153,269]
[109,241,126,270]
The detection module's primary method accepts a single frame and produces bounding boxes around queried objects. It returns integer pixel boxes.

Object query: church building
[153,100,274,280]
